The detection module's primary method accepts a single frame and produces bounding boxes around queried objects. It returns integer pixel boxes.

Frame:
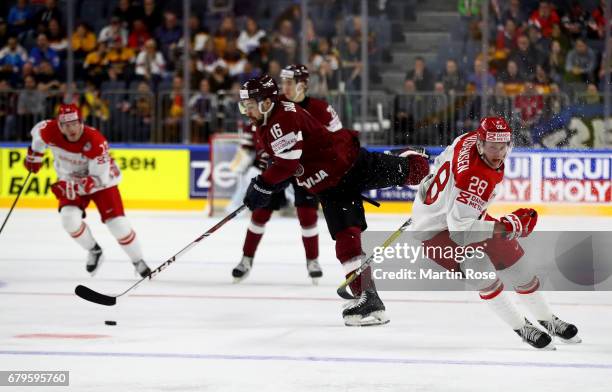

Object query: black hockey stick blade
[337,284,355,300]
[75,285,117,306]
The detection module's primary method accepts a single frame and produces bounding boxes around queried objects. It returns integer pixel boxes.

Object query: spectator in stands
[467,57,495,93]
[200,38,219,73]
[565,38,596,83]
[135,38,165,84]
[17,74,45,139]
[179,15,209,53]
[155,11,182,69]
[394,79,417,144]
[598,37,612,88]
[533,64,551,93]
[311,37,339,84]
[213,15,239,56]
[0,36,28,84]
[308,57,337,96]
[0,78,17,140]
[248,36,271,74]
[237,17,265,55]
[489,82,510,117]
[83,80,109,124]
[235,60,260,85]
[35,60,60,91]
[550,23,571,53]
[272,19,297,64]
[20,61,34,85]
[103,39,135,81]
[528,1,560,38]
[587,0,607,40]
[405,56,434,92]
[514,81,543,143]
[268,59,282,81]
[189,78,217,142]
[47,18,67,56]
[509,34,539,77]
[583,83,601,104]
[457,0,482,48]
[542,83,563,119]
[561,1,587,40]
[113,0,139,29]
[526,25,549,61]
[99,16,128,47]
[438,59,466,94]
[128,19,151,51]
[140,0,163,34]
[0,18,8,48]
[130,81,153,141]
[220,39,246,76]
[341,37,362,91]
[71,22,97,60]
[548,40,566,83]
[162,75,184,141]
[496,18,519,54]
[208,65,232,93]
[33,0,62,31]
[29,33,60,73]
[502,0,528,27]
[84,42,108,85]
[8,0,32,36]
[500,59,525,96]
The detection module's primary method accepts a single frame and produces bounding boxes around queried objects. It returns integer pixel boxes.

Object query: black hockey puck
[105,320,117,326]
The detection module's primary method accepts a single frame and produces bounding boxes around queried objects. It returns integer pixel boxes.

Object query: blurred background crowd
[0,0,610,146]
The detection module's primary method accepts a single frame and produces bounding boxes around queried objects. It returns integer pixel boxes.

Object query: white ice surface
[0,209,611,392]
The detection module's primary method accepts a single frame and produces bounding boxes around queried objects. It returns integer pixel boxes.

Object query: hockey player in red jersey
[410,117,580,349]
[238,74,430,326]
[232,64,338,285]
[23,103,151,277]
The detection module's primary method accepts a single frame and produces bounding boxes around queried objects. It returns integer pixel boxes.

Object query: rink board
[0,143,610,215]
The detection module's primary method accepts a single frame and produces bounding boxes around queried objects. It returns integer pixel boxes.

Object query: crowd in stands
[0,0,610,146]
[0,0,385,142]
[400,0,612,145]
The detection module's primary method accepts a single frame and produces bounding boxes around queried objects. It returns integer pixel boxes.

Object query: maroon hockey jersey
[257,100,359,193]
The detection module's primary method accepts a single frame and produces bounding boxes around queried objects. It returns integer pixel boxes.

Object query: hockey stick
[75,204,248,306]
[0,171,32,235]
[336,217,412,300]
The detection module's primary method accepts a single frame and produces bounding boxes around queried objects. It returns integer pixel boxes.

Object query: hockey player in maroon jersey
[232,64,340,285]
[238,74,430,326]
[23,104,151,277]
[410,117,580,348]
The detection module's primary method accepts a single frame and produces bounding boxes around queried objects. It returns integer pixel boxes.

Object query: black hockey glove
[243,176,290,210]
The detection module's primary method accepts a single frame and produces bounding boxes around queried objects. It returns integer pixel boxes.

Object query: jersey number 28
[424,161,450,205]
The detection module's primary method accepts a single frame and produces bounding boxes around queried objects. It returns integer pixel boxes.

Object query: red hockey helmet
[476,117,512,143]
[57,103,82,124]
[280,64,309,83]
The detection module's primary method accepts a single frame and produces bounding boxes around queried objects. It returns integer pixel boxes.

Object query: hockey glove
[243,176,288,210]
[51,177,97,201]
[24,147,44,173]
[51,180,78,201]
[500,208,538,240]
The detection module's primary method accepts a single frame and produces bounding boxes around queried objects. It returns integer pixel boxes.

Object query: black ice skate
[232,256,253,283]
[342,289,389,326]
[133,259,151,278]
[539,315,581,344]
[514,319,555,350]
[306,258,322,285]
[86,243,103,276]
